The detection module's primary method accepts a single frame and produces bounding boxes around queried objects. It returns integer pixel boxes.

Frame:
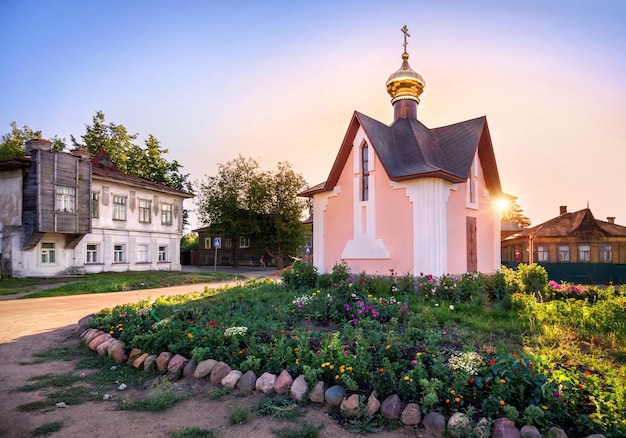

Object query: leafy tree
[501,198,531,228]
[0,122,66,160]
[196,156,309,267]
[180,233,199,251]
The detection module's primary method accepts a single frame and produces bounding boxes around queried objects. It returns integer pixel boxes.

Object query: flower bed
[87,266,626,436]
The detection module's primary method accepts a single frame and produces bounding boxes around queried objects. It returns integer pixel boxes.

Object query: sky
[1,0,625,231]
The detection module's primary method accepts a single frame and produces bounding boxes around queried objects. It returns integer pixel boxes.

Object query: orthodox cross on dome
[401,25,410,53]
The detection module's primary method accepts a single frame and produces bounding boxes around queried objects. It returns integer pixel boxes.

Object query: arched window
[361,143,369,201]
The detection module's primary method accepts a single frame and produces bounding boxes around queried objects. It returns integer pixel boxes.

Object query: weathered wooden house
[501,206,626,283]
[0,139,192,277]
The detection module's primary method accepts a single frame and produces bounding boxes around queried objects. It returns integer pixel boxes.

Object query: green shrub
[517,263,548,298]
[282,259,318,289]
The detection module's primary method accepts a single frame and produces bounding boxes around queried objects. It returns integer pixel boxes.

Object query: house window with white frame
[600,243,612,262]
[41,242,56,263]
[137,244,149,263]
[578,244,590,262]
[113,244,125,263]
[239,237,250,248]
[558,245,570,262]
[91,192,99,218]
[55,186,76,213]
[138,200,151,223]
[86,244,99,263]
[113,196,127,221]
[537,245,549,262]
[158,246,168,262]
[161,204,172,225]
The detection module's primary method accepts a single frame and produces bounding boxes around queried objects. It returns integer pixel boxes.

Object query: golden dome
[386,51,425,104]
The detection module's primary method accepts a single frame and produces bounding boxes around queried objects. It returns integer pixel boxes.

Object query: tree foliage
[196,155,309,267]
[501,198,531,228]
[71,111,192,194]
[0,122,65,160]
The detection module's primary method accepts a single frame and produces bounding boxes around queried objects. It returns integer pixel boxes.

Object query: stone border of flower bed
[75,315,606,438]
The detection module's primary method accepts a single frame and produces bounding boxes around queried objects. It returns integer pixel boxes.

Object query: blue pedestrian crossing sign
[214,237,221,249]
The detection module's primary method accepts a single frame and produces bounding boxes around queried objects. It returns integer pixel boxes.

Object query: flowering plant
[448,351,484,375]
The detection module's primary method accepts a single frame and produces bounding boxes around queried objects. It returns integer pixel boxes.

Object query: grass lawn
[0,270,239,298]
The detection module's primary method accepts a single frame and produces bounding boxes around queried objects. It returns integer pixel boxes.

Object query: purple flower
[553,391,562,399]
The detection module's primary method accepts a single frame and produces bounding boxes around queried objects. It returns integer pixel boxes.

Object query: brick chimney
[559,205,567,215]
[607,217,615,224]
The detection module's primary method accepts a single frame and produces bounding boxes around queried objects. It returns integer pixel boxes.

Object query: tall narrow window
[578,244,590,262]
[361,143,369,201]
[86,244,98,263]
[91,192,99,218]
[41,243,56,263]
[113,196,127,221]
[137,244,149,263]
[161,204,172,225]
[600,243,612,262]
[158,246,168,262]
[113,244,125,262]
[138,200,151,223]
[537,245,549,262]
[55,186,76,213]
[558,245,570,262]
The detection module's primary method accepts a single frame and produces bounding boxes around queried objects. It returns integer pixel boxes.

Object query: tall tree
[501,198,531,228]
[0,122,66,160]
[71,111,192,192]
[196,156,309,267]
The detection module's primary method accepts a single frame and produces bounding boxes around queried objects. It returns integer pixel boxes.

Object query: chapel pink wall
[321,145,414,275]
[446,159,497,274]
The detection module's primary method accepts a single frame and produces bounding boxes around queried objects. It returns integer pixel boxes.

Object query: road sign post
[213,237,221,272]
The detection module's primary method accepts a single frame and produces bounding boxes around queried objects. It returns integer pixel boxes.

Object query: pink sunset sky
[1,1,624,230]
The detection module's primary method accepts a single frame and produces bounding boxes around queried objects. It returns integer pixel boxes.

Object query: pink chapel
[299,26,503,276]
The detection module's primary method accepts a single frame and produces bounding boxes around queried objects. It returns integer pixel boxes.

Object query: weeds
[118,377,186,411]
[170,426,218,438]
[255,397,302,421]
[31,421,64,436]
[272,422,323,438]
[226,402,253,425]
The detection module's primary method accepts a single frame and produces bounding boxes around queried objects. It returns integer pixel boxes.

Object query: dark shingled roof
[299,111,501,197]
[504,208,626,240]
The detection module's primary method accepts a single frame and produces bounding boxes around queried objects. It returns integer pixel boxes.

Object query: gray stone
[548,427,568,438]
[237,370,257,393]
[422,411,446,438]
[76,314,96,335]
[380,394,403,420]
[474,417,491,438]
[520,425,541,438]
[324,385,345,407]
[492,418,521,438]
[183,359,196,377]
[143,354,158,372]
[448,412,471,437]
[290,375,308,401]
[585,435,605,438]
[309,381,325,404]
[194,359,217,378]
[256,372,277,394]
[400,402,421,425]
[210,362,231,385]
[221,370,243,389]
[340,394,360,417]
[273,370,293,395]
[156,352,173,373]
[366,391,380,416]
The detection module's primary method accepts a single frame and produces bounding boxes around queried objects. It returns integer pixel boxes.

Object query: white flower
[435,303,439,307]
[224,326,248,337]
[449,305,454,311]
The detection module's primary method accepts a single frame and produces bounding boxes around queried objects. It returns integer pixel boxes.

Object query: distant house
[194,227,256,267]
[502,206,626,283]
[299,30,503,276]
[0,139,192,277]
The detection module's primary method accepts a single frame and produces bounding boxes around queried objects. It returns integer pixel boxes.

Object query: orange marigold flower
[454,397,460,403]
[450,389,456,395]
[294,347,299,352]
[542,405,548,410]
[187,333,193,338]
[445,399,450,403]
[499,379,506,384]
[499,400,505,406]
[379,368,385,373]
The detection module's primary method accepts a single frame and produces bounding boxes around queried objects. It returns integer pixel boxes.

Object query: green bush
[517,263,549,298]
[281,259,318,289]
